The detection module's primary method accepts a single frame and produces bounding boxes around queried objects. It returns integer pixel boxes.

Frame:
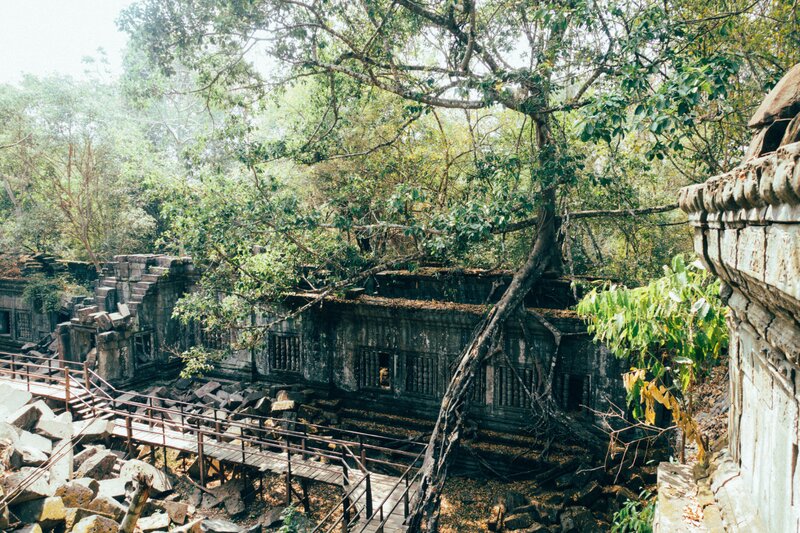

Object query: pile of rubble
[0,382,291,533]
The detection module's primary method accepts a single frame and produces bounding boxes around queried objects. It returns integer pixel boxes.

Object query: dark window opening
[357,348,394,391]
[565,374,590,412]
[14,311,32,340]
[268,333,302,373]
[133,331,154,365]
[0,310,10,335]
[406,353,437,396]
[200,326,229,350]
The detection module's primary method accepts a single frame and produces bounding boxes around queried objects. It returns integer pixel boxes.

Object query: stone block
[161,499,190,524]
[0,384,32,417]
[12,496,66,529]
[201,518,243,532]
[71,514,119,533]
[65,507,95,531]
[139,512,170,531]
[1,468,53,503]
[87,495,127,522]
[119,459,173,494]
[19,430,53,454]
[173,518,204,533]
[55,482,96,508]
[15,444,48,466]
[271,400,296,413]
[76,450,117,480]
[73,419,113,443]
[36,417,73,440]
[97,477,129,499]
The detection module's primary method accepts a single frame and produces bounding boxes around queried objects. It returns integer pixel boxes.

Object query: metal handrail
[0,351,426,531]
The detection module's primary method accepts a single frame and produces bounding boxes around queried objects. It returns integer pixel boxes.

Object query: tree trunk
[119,473,152,533]
[407,185,558,532]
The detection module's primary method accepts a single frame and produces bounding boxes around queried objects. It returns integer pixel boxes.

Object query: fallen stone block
[161,499,190,524]
[73,419,113,443]
[76,450,117,480]
[19,430,53,454]
[65,507,95,531]
[0,384,32,418]
[12,496,66,529]
[119,459,173,494]
[503,512,537,531]
[559,506,595,532]
[201,518,243,533]
[139,511,170,531]
[55,481,95,508]
[71,514,119,533]
[173,518,203,533]
[1,468,53,503]
[36,417,73,440]
[97,477,129,499]
[73,446,101,470]
[193,381,221,400]
[7,404,43,431]
[48,437,73,487]
[271,400,296,413]
[87,495,127,522]
[261,506,285,528]
[73,477,100,495]
[16,444,49,466]
[0,421,20,446]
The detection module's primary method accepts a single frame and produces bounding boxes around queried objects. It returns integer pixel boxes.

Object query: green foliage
[576,255,728,415]
[611,491,655,533]
[277,504,311,532]
[177,346,226,379]
[22,274,87,314]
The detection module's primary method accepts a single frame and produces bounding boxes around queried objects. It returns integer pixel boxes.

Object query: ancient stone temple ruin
[673,64,800,531]
[47,258,627,433]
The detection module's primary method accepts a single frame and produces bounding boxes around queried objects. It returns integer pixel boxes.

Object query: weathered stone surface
[12,496,66,528]
[270,400,296,413]
[65,507,95,531]
[138,512,170,531]
[119,459,172,493]
[73,419,113,443]
[87,495,127,522]
[0,421,20,445]
[36,417,73,440]
[71,514,119,533]
[504,511,536,530]
[16,445,48,466]
[73,446,100,470]
[72,477,100,495]
[173,518,204,533]
[97,477,129,499]
[0,385,32,418]
[48,437,73,487]
[1,468,53,503]
[18,430,52,454]
[161,499,190,524]
[55,481,96,508]
[559,506,594,532]
[76,450,117,480]
[749,63,800,128]
[7,404,43,431]
[10,524,42,533]
[201,518,243,533]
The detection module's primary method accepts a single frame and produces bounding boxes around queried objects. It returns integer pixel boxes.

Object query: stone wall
[678,65,800,531]
[217,274,627,432]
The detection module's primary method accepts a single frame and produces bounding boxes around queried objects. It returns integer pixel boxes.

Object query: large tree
[121,0,799,528]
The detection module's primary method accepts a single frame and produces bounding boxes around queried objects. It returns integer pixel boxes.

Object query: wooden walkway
[0,352,424,532]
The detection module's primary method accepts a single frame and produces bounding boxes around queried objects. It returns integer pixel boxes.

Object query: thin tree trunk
[408,185,558,531]
[118,473,152,533]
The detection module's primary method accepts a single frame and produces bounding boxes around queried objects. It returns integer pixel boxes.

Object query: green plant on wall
[177,346,226,379]
[22,274,87,314]
[611,491,655,533]
[576,255,728,460]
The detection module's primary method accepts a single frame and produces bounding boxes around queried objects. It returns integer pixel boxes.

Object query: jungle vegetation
[0,0,798,528]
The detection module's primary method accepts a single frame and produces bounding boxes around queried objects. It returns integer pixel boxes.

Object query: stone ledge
[679,141,800,223]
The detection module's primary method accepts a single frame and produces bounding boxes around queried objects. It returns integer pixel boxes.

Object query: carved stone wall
[679,114,800,529]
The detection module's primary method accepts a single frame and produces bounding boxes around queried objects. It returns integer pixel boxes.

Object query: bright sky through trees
[0,0,132,84]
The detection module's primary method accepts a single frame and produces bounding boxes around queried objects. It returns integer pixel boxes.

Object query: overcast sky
[0,0,134,84]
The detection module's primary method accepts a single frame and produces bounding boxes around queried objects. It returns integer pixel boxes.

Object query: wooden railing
[0,351,425,531]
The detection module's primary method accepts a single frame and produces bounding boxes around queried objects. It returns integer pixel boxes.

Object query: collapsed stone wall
[678,64,800,531]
